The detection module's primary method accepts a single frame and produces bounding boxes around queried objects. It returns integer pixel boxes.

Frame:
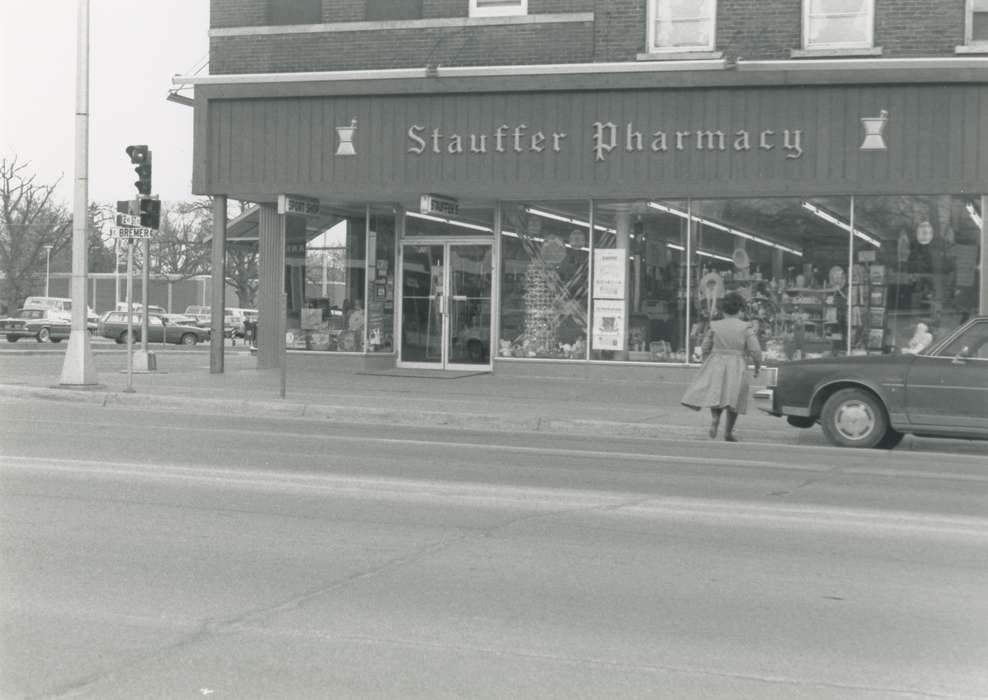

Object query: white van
[23,296,98,332]
[115,302,166,316]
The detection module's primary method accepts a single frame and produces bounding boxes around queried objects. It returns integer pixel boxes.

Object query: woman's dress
[681,317,762,414]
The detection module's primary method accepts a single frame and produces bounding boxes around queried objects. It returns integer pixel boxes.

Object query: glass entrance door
[399,241,492,370]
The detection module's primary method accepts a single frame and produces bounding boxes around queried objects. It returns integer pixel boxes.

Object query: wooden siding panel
[203,85,987,201]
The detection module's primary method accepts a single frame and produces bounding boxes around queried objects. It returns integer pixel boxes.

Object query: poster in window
[593,249,626,299]
[592,298,625,351]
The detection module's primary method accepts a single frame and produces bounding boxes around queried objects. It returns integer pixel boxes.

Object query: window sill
[790,47,883,58]
[637,50,724,62]
[210,12,593,37]
[955,44,988,54]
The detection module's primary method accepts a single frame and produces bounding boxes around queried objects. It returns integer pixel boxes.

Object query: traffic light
[139,196,161,229]
[125,145,152,195]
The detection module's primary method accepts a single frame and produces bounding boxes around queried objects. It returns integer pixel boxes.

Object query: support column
[257,204,285,369]
[980,195,988,316]
[210,196,227,373]
[615,207,632,357]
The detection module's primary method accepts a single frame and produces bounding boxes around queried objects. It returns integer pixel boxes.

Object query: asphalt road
[2,398,987,699]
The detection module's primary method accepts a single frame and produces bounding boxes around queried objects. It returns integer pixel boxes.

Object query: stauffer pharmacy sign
[407,121,807,160]
[198,83,986,200]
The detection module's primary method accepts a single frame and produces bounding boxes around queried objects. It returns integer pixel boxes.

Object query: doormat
[357,369,491,379]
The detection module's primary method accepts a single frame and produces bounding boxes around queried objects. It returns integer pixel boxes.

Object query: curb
[0,383,798,443]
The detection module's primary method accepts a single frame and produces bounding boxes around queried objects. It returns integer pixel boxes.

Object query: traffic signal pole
[60,0,97,386]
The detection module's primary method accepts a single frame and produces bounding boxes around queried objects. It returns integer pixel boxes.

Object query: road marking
[2,455,987,542]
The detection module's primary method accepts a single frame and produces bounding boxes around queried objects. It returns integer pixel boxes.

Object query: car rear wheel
[117,330,136,344]
[180,333,198,346]
[37,327,51,343]
[820,388,889,449]
[6,335,18,343]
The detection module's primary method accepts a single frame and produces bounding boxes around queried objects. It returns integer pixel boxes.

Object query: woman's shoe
[708,424,719,438]
[724,433,738,442]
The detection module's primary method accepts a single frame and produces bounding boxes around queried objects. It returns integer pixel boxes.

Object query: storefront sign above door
[420,193,459,217]
[277,194,320,217]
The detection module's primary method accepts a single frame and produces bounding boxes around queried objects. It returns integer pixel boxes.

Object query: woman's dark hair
[721,292,746,316]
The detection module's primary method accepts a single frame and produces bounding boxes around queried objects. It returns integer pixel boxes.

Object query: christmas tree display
[521,259,561,355]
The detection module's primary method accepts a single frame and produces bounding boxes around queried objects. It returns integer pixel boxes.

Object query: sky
[1,0,210,208]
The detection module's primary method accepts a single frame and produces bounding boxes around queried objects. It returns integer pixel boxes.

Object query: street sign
[116,213,141,227]
[109,226,154,238]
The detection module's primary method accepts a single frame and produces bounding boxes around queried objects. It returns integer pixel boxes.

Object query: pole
[280,292,287,398]
[141,238,149,353]
[60,0,97,385]
[210,196,227,373]
[44,245,53,296]
[124,241,135,393]
[114,239,120,306]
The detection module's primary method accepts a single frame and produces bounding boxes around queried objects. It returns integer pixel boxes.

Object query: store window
[498,202,589,359]
[469,0,527,18]
[289,210,366,352]
[803,0,873,50]
[591,200,690,362]
[968,0,988,46]
[688,197,851,364]
[268,0,321,25]
[648,0,717,53]
[854,195,983,355]
[366,207,397,353]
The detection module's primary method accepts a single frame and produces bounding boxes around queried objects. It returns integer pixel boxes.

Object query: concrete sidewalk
[2,347,986,454]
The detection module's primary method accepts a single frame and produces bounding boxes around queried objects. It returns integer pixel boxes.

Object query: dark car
[98,311,211,346]
[2,308,70,343]
[769,317,988,448]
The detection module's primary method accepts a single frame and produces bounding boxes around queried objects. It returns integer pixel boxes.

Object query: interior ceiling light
[801,202,882,248]
[524,207,617,234]
[665,242,731,262]
[648,202,803,257]
[966,202,983,229]
[406,210,493,233]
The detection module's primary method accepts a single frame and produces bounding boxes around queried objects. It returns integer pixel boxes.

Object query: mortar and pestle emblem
[336,119,358,156]
[860,110,889,151]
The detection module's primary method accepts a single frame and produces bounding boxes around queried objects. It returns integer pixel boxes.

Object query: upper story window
[469,0,527,18]
[268,0,321,26]
[803,0,873,50]
[968,0,988,45]
[647,0,717,53]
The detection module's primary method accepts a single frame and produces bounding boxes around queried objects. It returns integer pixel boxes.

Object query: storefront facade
[188,64,987,372]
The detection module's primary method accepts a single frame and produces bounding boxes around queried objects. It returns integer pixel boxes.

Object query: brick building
[178,0,988,375]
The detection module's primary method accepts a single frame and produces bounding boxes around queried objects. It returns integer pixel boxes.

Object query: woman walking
[681,292,762,442]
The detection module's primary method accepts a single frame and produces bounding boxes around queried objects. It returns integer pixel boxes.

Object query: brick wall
[211,22,593,74]
[210,0,968,72]
[876,0,965,56]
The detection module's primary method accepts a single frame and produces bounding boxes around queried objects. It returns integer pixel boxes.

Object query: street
[2,397,987,698]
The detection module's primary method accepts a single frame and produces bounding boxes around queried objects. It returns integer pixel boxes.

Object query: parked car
[2,308,68,342]
[23,296,98,333]
[98,311,211,345]
[769,316,988,448]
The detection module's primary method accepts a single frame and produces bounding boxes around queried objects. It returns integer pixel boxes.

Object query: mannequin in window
[904,322,933,355]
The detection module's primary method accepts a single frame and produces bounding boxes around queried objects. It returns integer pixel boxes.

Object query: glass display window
[591,200,689,363]
[854,194,983,355]
[498,202,590,359]
[292,209,367,352]
[687,197,851,364]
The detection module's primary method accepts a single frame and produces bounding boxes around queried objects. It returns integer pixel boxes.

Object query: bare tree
[0,157,72,313]
[153,201,211,280]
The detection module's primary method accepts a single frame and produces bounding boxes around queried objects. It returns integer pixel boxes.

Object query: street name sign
[109,226,154,238]
[116,213,141,227]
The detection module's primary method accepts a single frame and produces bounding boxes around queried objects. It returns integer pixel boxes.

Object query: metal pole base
[59,330,98,386]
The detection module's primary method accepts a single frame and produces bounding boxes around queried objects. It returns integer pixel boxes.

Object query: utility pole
[60,0,97,386]
[44,245,53,296]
